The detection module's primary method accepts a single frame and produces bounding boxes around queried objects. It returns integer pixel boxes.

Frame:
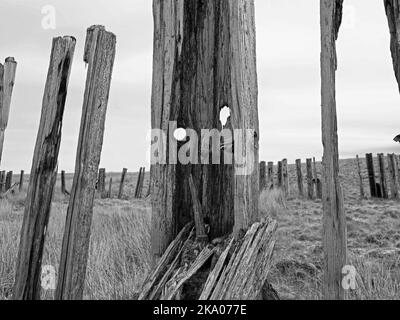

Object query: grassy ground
[1,158,400,300]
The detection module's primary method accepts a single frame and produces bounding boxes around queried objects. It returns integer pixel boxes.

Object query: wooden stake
[118,168,128,200]
[108,177,112,198]
[5,170,12,191]
[320,0,347,300]
[356,155,365,199]
[295,159,304,197]
[0,170,5,193]
[282,159,289,196]
[387,153,399,199]
[56,26,116,300]
[98,168,106,196]
[377,154,388,199]
[138,167,146,198]
[306,159,314,200]
[259,161,267,191]
[277,161,283,188]
[313,157,318,194]
[13,36,76,300]
[61,170,66,195]
[0,57,17,166]
[366,153,377,198]
[19,170,24,192]
[267,162,274,189]
[134,167,142,198]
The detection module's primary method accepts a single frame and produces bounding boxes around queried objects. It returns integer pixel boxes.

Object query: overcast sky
[0,0,399,172]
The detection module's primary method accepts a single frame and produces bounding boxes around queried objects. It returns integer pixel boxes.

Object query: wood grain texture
[13,36,76,300]
[56,25,116,300]
[0,57,17,166]
[320,0,347,300]
[150,0,259,258]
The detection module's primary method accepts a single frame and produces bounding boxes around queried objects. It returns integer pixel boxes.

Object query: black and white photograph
[1,0,400,308]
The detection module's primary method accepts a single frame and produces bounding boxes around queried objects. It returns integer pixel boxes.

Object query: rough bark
[56,25,116,300]
[150,0,259,259]
[320,0,347,300]
[13,36,76,300]
[0,57,17,166]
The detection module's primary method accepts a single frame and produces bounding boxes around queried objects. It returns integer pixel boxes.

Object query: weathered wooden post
[19,170,24,192]
[13,36,76,300]
[282,159,289,196]
[313,157,318,194]
[306,159,314,200]
[377,153,389,199]
[0,170,5,193]
[150,0,259,260]
[0,57,17,166]
[134,167,143,198]
[118,168,128,200]
[259,161,267,191]
[98,168,106,196]
[277,161,283,188]
[366,153,377,198]
[356,155,365,199]
[388,153,399,199]
[320,0,347,300]
[108,177,112,198]
[61,170,66,194]
[295,159,304,197]
[267,162,274,189]
[5,170,12,191]
[138,167,146,198]
[56,25,116,300]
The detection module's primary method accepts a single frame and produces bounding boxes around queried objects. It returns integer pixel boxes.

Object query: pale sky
[0,0,399,172]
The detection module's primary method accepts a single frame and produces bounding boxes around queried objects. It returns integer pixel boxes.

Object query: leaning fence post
[366,153,377,198]
[306,159,314,200]
[0,57,17,166]
[356,155,365,199]
[118,168,128,200]
[295,159,304,197]
[259,161,267,191]
[5,170,12,191]
[267,162,274,189]
[19,170,24,192]
[377,153,388,199]
[56,26,116,300]
[282,159,289,196]
[388,153,399,199]
[13,36,76,300]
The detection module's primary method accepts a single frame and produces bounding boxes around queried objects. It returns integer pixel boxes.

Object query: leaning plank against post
[366,153,377,198]
[5,170,12,191]
[19,170,24,192]
[320,0,347,300]
[259,161,267,191]
[118,168,128,199]
[267,162,274,189]
[387,153,399,199]
[282,159,289,196]
[0,57,17,166]
[56,26,116,300]
[306,159,314,200]
[378,154,389,199]
[295,159,304,197]
[356,155,365,199]
[13,36,76,300]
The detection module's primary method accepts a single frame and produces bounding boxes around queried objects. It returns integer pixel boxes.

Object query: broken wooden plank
[56,25,116,300]
[13,36,76,300]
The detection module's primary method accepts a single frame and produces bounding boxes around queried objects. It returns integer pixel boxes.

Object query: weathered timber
[387,153,399,199]
[188,174,207,242]
[19,170,24,192]
[5,171,12,191]
[118,168,128,200]
[378,154,389,199]
[0,57,17,166]
[306,159,314,200]
[61,170,66,194]
[0,170,5,193]
[267,162,274,189]
[320,0,347,300]
[259,161,267,191]
[98,168,106,196]
[137,167,146,198]
[56,25,116,300]
[356,155,365,199]
[384,0,400,92]
[366,153,377,198]
[108,177,112,198]
[313,157,318,195]
[151,0,259,259]
[134,167,143,198]
[13,36,76,300]
[277,161,283,188]
[282,159,289,196]
[295,159,304,197]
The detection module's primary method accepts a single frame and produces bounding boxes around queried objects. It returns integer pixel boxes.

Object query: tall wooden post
[19,170,24,192]
[134,167,143,198]
[306,159,314,200]
[13,36,76,300]
[377,153,388,199]
[366,153,377,198]
[118,168,128,200]
[282,159,289,196]
[277,161,283,188]
[267,162,274,189]
[56,26,116,300]
[5,170,12,191]
[61,170,66,194]
[320,0,347,300]
[295,159,304,197]
[150,0,259,259]
[0,57,17,166]
[259,161,267,191]
[356,155,365,199]
[388,153,399,199]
